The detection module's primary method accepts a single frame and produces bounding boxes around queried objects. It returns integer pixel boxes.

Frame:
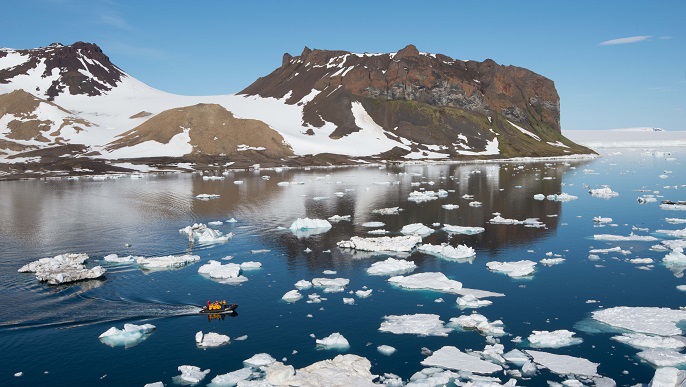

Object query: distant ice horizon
[563,127,686,148]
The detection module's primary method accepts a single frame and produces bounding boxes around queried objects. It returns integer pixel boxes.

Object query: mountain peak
[395,44,419,59]
[0,41,124,100]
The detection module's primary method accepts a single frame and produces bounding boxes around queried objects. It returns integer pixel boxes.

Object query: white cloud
[99,13,134,31]
[599,36,652,46]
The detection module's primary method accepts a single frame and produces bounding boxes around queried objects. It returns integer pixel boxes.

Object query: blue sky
[2,0,685,131]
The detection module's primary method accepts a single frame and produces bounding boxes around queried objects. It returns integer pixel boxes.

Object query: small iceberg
[400,223,434,237]
[379,313,451,336]
[337,235,422,252]
[366,258,417,276]
[282,289,303,302]
[388,272,462,293]
[456,294,492,309]
[546,193,578,202]
[417,243,476,262]
[198,260,247,283]
[421,346,502,374]
[525,350,598,377]
[195,331,230,347]
[312,277,349,293]
[486,260,536,277]
[377,345,396,356]
[593,233,658,242]
[589,187,619,198]
[361,221,385,228]
[442,224,485,235]
[18,253,105,285]
[315,332,350,350]
[289,218,332,238]
[99,323,156,348]
[528,330,582,348]
[195,194,220,200]
[448,313,506,336]
[173,365,211,385]
[372,207,402,215]
[136,254,200,270]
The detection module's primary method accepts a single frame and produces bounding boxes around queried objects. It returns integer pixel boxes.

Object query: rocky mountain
[241,44,592,158]
[0,42,594,179]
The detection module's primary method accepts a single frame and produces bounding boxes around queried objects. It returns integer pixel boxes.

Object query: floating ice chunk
[612,333,686,350]
[209,367,252,386]
[630,258,653,264]
[377,345,396,356]
[442,204,459,210]
[343,298,355,305]
[315,332,350,350]
[503,349,529,366]
[533,194,545,200]
[361,221,385,228]
[173,365,210,385]
[367,258,417,276]
[400,223,434,236]
[593,216,613,223]
[540,258,565,265]
[207,221,223,226]
[14,372,23,377]
[372,207,402,215]
[356,289,373,298]
[388,272,462,293]
[102,254,137,264]
[294,280,312,289]
[282,290,303,302]
[649,367,686,387]
[289,218,332,237]
[442,224,485,235]
[589,187,619,198]
[420,346,502,374]
[593,306,686,336]
[481,343,506,364]
[265,362,296,385]
[486,260,536,277]
[457,294,492,309]
[198,260,245,281]
[312,277,349,292]
[243,353,277,370]
[328,214,351,222]
[469,201,483,207]
[593,233,658,241]
[284,354,376,386]
[196,331,230,347]
[525,350,598,377]
[547,193,578,202]
[666,218,686,224]
[528,330,582,348]
[417,243,476,261]
[379,314,451,336]
[18,253,106,285]
[589,246,630,255]
[656,228,686,238]
[660,203,686,211]
[226,217,238,223]
[367,229,389,235]
[337,235,422,252]
[99,323,156,348]
[408,190,443,203]
[489,213,522,224]
[195,194,220,199]
[448,314,506,336]
[197,228,233,244]
[322,269,337,275]
[638,349,686,367]
[240,261,262,270]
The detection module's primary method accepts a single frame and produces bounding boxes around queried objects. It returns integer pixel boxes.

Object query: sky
[2,0,685,131]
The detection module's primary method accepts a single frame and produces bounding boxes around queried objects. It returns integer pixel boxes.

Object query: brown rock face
[240,44,590,157]
[107,103,293,158]
[0,42,124,100]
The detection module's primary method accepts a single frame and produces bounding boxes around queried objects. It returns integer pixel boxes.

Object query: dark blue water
[1,148,684,386]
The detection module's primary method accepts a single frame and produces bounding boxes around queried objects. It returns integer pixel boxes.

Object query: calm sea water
[1,147,685,386]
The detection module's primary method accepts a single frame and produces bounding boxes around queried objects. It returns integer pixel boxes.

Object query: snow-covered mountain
[0,42,595,177]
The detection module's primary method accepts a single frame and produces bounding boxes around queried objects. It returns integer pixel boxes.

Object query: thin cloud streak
[599,36,652,45]
[99,13,134,31]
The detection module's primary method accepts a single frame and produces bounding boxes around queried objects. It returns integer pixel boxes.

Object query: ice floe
[448,313,506,336]
[547,193,578,202]
[195,331,230,347]
[195,193,220,200]
[379,314,452,336]
[656,227,686,238]
[442,204,459,210]
[593,216,613,223]
[179,223,232,244]
[456,294,492,309]
[356,289,372,298]
[638,349,686,367]
[366,258,417,276]
[593,233,658,242]
[486,260,536,277]
[289,218,332,237]
[420,346,502,374]
[372,207,402,215]
[282,289,303,302]
[540,257,565,265]
[173,365,211,385]
[243,353,277,370]
[442,224,485,235]
[612,333,686,350]
[417,243,476,262]
[388,272,462,293]
[294,279,312,289]
[337,235,422,252]
[198,260,247,283]
[589,246,630,255]
[589,187,619,198]
[98,323,156,348]
[102,254,138,264]
[315,332,350,350]
[649,367,686,387]
[273,354,377,386]
[312,277,349,292]
[527,330,582,348]
[361,221,385,228]
[377,345,396,356]
[18,253,106,285]
[525,350,598,377]
[328,214,351,222]
[592,306,686,336]
[400,223,434,236]
[209,367,252,386]
[408,189,448,203]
